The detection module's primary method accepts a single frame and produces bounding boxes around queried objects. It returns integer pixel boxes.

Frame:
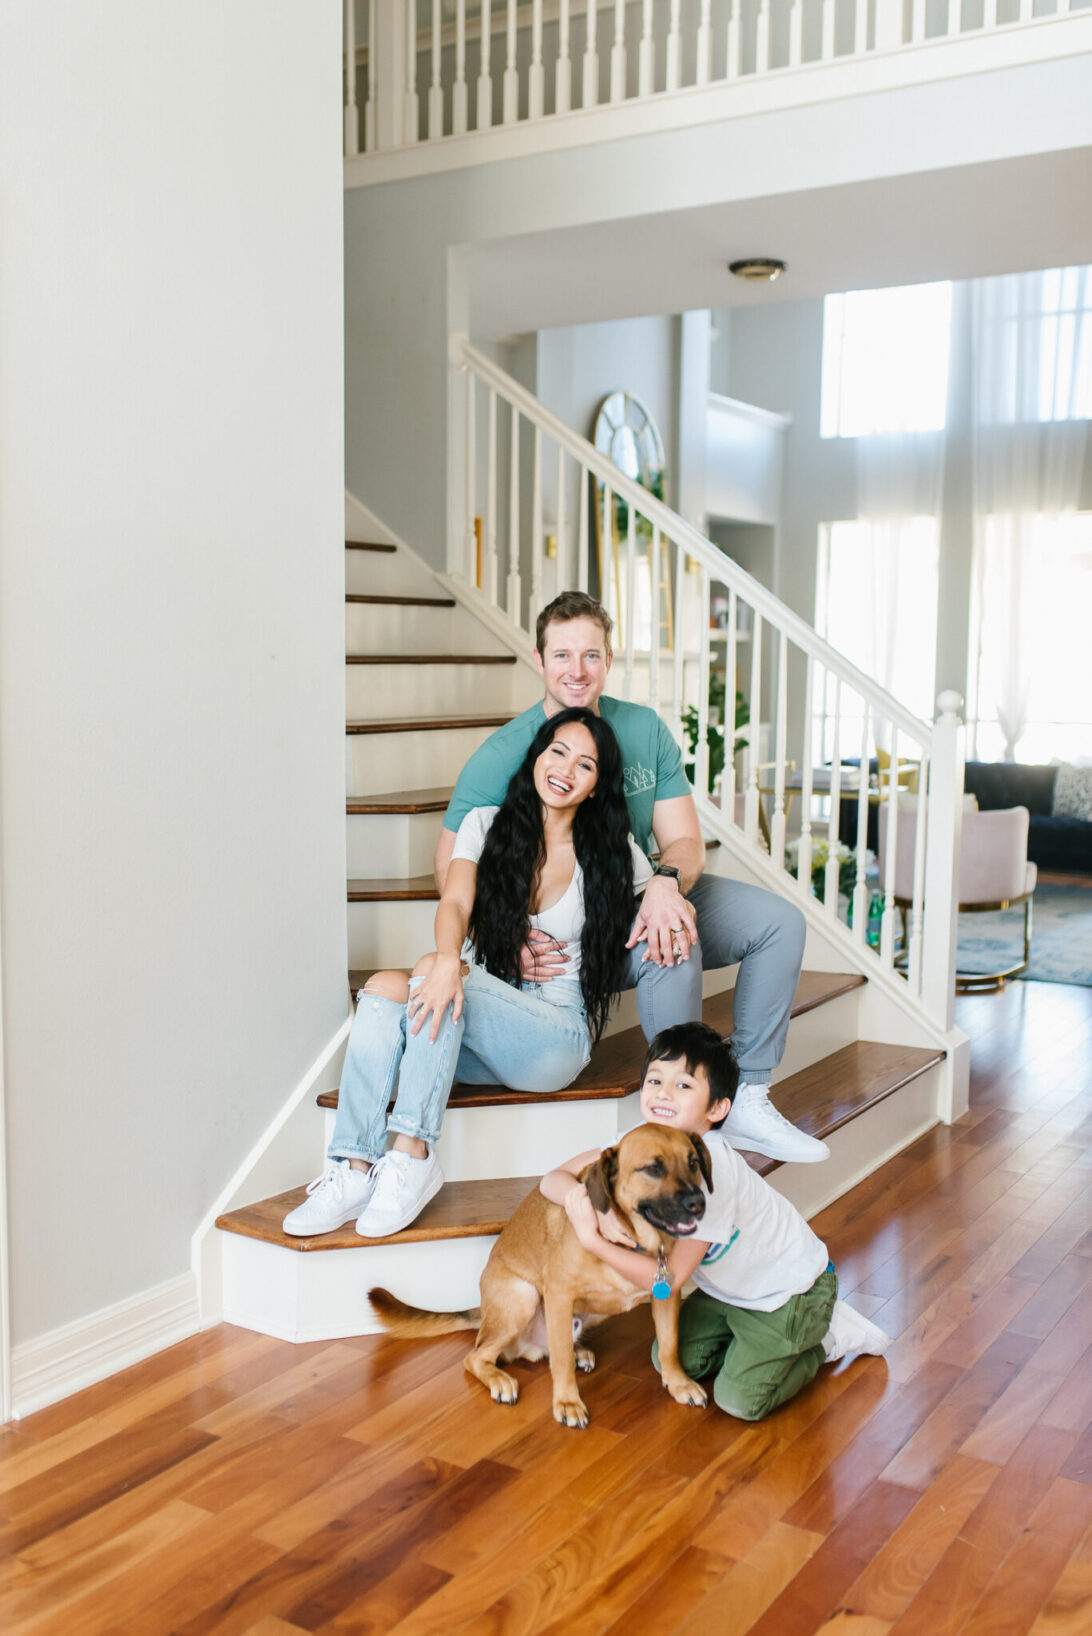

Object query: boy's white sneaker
[355,1148,443,1237]
[721,1085,830,1164]
[283,1160,376,1236]
[823,1299,891,1362]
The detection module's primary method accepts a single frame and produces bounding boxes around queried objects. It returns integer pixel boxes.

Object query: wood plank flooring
[4,980,1090,1635]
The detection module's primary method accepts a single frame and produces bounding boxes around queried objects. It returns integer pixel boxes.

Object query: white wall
[0,3,347,1348]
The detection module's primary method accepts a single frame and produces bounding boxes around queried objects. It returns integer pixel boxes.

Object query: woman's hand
[408,954,464,1041]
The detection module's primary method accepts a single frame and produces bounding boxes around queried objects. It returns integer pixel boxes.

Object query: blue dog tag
[652,1277,672,1300]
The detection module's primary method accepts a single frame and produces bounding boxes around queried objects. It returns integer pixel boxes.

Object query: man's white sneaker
[822,1299,891,1362]
[283,1160,376,1236]
[720,1085,831,1164]
[355,1148,444,1238]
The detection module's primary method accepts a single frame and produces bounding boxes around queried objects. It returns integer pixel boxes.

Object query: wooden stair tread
[324,971,867,1107]
[221,1038,943,1254]
[346,593,455,607]
[217,1174,537,1253]
[349,875,437,901]
[347,714,515,736]
[347,786,454,816]
[346,653,517,665]
[345,540,396,552]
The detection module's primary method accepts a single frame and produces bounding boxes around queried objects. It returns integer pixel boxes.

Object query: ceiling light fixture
[728,258,787,282]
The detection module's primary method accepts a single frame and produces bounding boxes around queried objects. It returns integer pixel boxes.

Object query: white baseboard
[11,1272,199,1421]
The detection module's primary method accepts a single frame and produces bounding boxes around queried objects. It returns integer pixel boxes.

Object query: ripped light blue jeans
[329,965,591,1162]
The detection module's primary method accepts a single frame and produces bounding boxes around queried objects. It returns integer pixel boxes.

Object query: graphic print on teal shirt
[701,1227,740,1266]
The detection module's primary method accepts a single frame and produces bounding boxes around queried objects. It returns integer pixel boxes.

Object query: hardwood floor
[3,981,1090,1635]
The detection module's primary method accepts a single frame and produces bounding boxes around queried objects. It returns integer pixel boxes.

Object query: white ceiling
[466,147,1092,338]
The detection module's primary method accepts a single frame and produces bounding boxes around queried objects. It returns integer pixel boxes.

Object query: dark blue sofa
[963,762,1091,875]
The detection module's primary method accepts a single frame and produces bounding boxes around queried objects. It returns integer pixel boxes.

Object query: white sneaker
[823,1299,891,1362]
[355,1147,444,1237]
[721,1085,830,1164]
[283,1160,376,1236]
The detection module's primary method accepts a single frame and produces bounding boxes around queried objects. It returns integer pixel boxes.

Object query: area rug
[956,884,1092,987]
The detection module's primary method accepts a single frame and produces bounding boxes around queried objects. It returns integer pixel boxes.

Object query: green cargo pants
[653,1265,837,1421]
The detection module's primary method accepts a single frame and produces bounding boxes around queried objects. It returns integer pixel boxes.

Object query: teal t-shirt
[442,696,692,855]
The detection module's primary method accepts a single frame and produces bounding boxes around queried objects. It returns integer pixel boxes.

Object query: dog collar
[651,1249,671,1301]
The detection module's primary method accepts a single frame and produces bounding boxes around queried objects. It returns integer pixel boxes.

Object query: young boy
[540,1022,889,1421]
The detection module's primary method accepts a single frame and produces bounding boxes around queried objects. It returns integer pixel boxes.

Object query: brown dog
[369,1122,712,1427]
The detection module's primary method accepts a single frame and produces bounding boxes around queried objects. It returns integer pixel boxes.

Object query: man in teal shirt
[435,592,823,1164]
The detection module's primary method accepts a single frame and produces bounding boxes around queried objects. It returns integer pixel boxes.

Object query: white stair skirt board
[345,660,539,721]
[346,602,512,654]
[11,1272,200,1420]
[347,808,449,880]
[347,722,512,794]
[223,1065,942,1346]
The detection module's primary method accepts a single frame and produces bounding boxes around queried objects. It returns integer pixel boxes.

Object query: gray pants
[623,873,806,1084]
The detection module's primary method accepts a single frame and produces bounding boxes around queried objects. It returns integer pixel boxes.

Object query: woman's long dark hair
[468,706,637,1044]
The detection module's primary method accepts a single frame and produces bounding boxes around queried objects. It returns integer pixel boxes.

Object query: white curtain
[968,268,1092,760]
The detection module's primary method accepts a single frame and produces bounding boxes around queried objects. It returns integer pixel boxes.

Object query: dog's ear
[584,1147,619,1215]
[690,1133,713,1193]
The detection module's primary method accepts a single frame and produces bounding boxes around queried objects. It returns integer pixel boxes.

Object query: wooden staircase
[212,532,947,1344]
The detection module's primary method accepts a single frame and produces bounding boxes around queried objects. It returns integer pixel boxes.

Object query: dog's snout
[680,1188,705,1217]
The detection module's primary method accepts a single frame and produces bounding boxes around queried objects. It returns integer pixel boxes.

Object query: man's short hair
[641,1023,740,1129]
[535,592,613,658]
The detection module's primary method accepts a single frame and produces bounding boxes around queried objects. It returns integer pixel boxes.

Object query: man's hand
[519,928,569,984]
[627,877,699,967]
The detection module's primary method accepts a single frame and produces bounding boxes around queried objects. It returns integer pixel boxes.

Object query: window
[821,282,953,438]
[968,512,1092,763]
[981,265,1092,424]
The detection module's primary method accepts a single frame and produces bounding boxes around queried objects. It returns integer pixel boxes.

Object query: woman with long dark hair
[285,706,653,1239]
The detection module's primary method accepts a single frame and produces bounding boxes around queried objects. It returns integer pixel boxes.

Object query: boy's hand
[597,1208,637,1248]
[563,1185,602,1249]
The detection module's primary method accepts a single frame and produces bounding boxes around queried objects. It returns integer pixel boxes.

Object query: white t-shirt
[450,805,652,982]
[689,1129,830,1311]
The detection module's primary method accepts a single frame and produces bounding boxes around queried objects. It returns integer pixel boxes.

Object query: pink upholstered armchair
[878,804,1037,990]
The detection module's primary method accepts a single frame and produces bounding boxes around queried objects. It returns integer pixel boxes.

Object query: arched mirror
[591,391,669,645]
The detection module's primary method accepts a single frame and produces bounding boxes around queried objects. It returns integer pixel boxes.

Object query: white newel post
[374,0,409,149]
[921,691,965,1045]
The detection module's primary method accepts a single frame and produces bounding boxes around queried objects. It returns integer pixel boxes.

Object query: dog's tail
[368,1286,480,1336]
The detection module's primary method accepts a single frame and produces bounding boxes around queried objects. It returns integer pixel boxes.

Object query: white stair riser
[345,549,439,598]
[347,724,505,794]
[347,809,445,879]
[346,662,538,720]
[349,897,437,967]
[222,1067,942,1345]
[346,602,513,655]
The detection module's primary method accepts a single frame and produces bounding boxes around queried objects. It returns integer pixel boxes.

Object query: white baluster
[696,569,712,799]
[583,0,599,108]
[555,445,568,595]
[666,0,681,91]
[404,0,419,143]
[485,388,498,604]
[465,369,477,582]
[696,0,713,84]
[477,0,493,130]
[453,0,468,133]
[770,631,788,870]
[797,656,815,894]
[429,0,443,138]
[611,0,627,102]
[875,0,903,50]
[912,0,926,42]
[504,0,519,123]
[577,465,588,590]
[365,0,377,151]
[722,588,738,821]
[345,0,360,157]
[854,0,869,54]
[755,0,770,74]
[788,0,803,68]
[922,693,966,1031]
[1018,0,1033,20]
[881,726,900,967]
[601,480,613,625]
[908,752,929,995]
[672,539,685,748]
[726,0,740,79]
[508,404,521,620]
[557,0,572,114]
[639,0,655,96]
[852,705,870,943]
[983,0,997,27]
[530,427,543,630]
[744,612,762,846]
[624,504,636,696]
[373,0,406,149]
[821,0,835,61]
[824,684,842,917]
[649,527,661,714]
[529,0,545,119]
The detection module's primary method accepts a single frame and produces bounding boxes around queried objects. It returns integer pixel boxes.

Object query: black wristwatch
[653,864,681,882]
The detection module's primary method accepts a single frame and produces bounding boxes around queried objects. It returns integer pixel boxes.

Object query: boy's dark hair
[641,1023,740,1129]
[535,592,613,658]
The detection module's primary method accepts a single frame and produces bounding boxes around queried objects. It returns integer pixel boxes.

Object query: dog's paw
[489,1370,520,1405]
[666,1374,708,1408]
[553,1395,590,1429]
[574,1345,596,1373]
